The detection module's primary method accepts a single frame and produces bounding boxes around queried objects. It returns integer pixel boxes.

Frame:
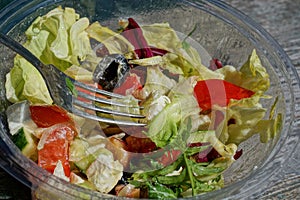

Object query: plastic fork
[0,33,146,126]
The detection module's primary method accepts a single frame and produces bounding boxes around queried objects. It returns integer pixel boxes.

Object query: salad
[5,6,282,199]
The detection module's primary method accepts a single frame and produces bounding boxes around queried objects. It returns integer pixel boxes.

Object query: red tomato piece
[38,123,76,177]
[30,105,72,128]
[76,82,107,103]
[113,73,143,96]
[158,149,182,166]
[193,79,255,111]
[125,132,157,153]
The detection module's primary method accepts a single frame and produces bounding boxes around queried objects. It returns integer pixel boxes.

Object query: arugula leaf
[146,182,178,199]
[184,145,210,157]
[182,24,198,50]
[156,168,187,185]
[183,153,196,196]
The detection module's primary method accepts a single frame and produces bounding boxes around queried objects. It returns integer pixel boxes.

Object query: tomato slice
[76,82,107,102]
[193,79,255,111]
[158,149,182,166]
[113,73,143,96]
[30,105,72,128]
[125,129,157,153]
[38,123,76,177]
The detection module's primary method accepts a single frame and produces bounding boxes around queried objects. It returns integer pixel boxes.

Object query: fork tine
[74,80,125,99]
[72,106,146,126]
[73,98,145,118]
[76,90,141,108]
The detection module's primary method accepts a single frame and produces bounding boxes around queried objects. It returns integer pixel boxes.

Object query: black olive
[93,54,130,91]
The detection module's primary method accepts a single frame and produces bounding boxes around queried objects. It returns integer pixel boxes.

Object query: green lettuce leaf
[216,49,270,94]
[146,94,199,148]
[142,23,181,52]
[142,66,177,96]
[85,148,123,194]
[226,105,267,144]
[248,97,282,143]
[187,130,237,159]
[5,7,97,104]
[240,49,270,93]
[141,91,171,121]
[64,65,94,81]
[5,55,53,104]
[142,22,223,79]
[128,56,164,66]
[24,6,93,71]
[213,49,280,144]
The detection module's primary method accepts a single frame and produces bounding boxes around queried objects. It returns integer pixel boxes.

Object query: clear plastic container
[0,0,299,199]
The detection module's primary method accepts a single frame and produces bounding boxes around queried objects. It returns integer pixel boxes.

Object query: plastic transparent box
[0,0,299,199]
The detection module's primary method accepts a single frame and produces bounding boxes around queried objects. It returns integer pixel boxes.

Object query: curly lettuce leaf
[146,95,199,148]
[214,50,281,144]
[141,91,171,121]
[217,49,270,94]
[187,130,237,159]
[24,7,93,71]
[64,65,94,81]
[142,66,177,96]
[247,97,282,143]
[240,49,270,93]
[226,105,266,144]
[5,56,53,104]
[85,148,123,194]
[142,22,222,79]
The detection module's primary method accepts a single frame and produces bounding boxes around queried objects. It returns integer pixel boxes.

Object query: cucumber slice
[70,138,98,172]
[12,127,37,160]
[70,137,109,172]
[74,149,103,172]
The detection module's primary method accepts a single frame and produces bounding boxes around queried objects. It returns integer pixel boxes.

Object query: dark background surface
[0,0,299,199]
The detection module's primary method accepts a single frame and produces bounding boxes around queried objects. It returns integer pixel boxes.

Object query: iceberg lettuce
[5,7,96,105]
[24,7,93,71]
[142,23,224,79]
[146,94,199,148]
[5,56,53,104]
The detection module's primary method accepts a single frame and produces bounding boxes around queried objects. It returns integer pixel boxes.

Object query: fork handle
[0,32,44,72]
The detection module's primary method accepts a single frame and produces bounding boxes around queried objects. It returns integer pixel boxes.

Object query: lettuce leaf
[146,95,199,148]
[5,7,97,105]
[24,7,93,71]
[216,49,270,94]
[214,50,280,145]
[141,91,171,121]
[142,22,223,79]
[5,56,53,104]
[226,105,266,144]
[85,148,123,193]
[142,66,177,96]
[187,130,237,159]
[63,65,94,81]
[86,22,136,59]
